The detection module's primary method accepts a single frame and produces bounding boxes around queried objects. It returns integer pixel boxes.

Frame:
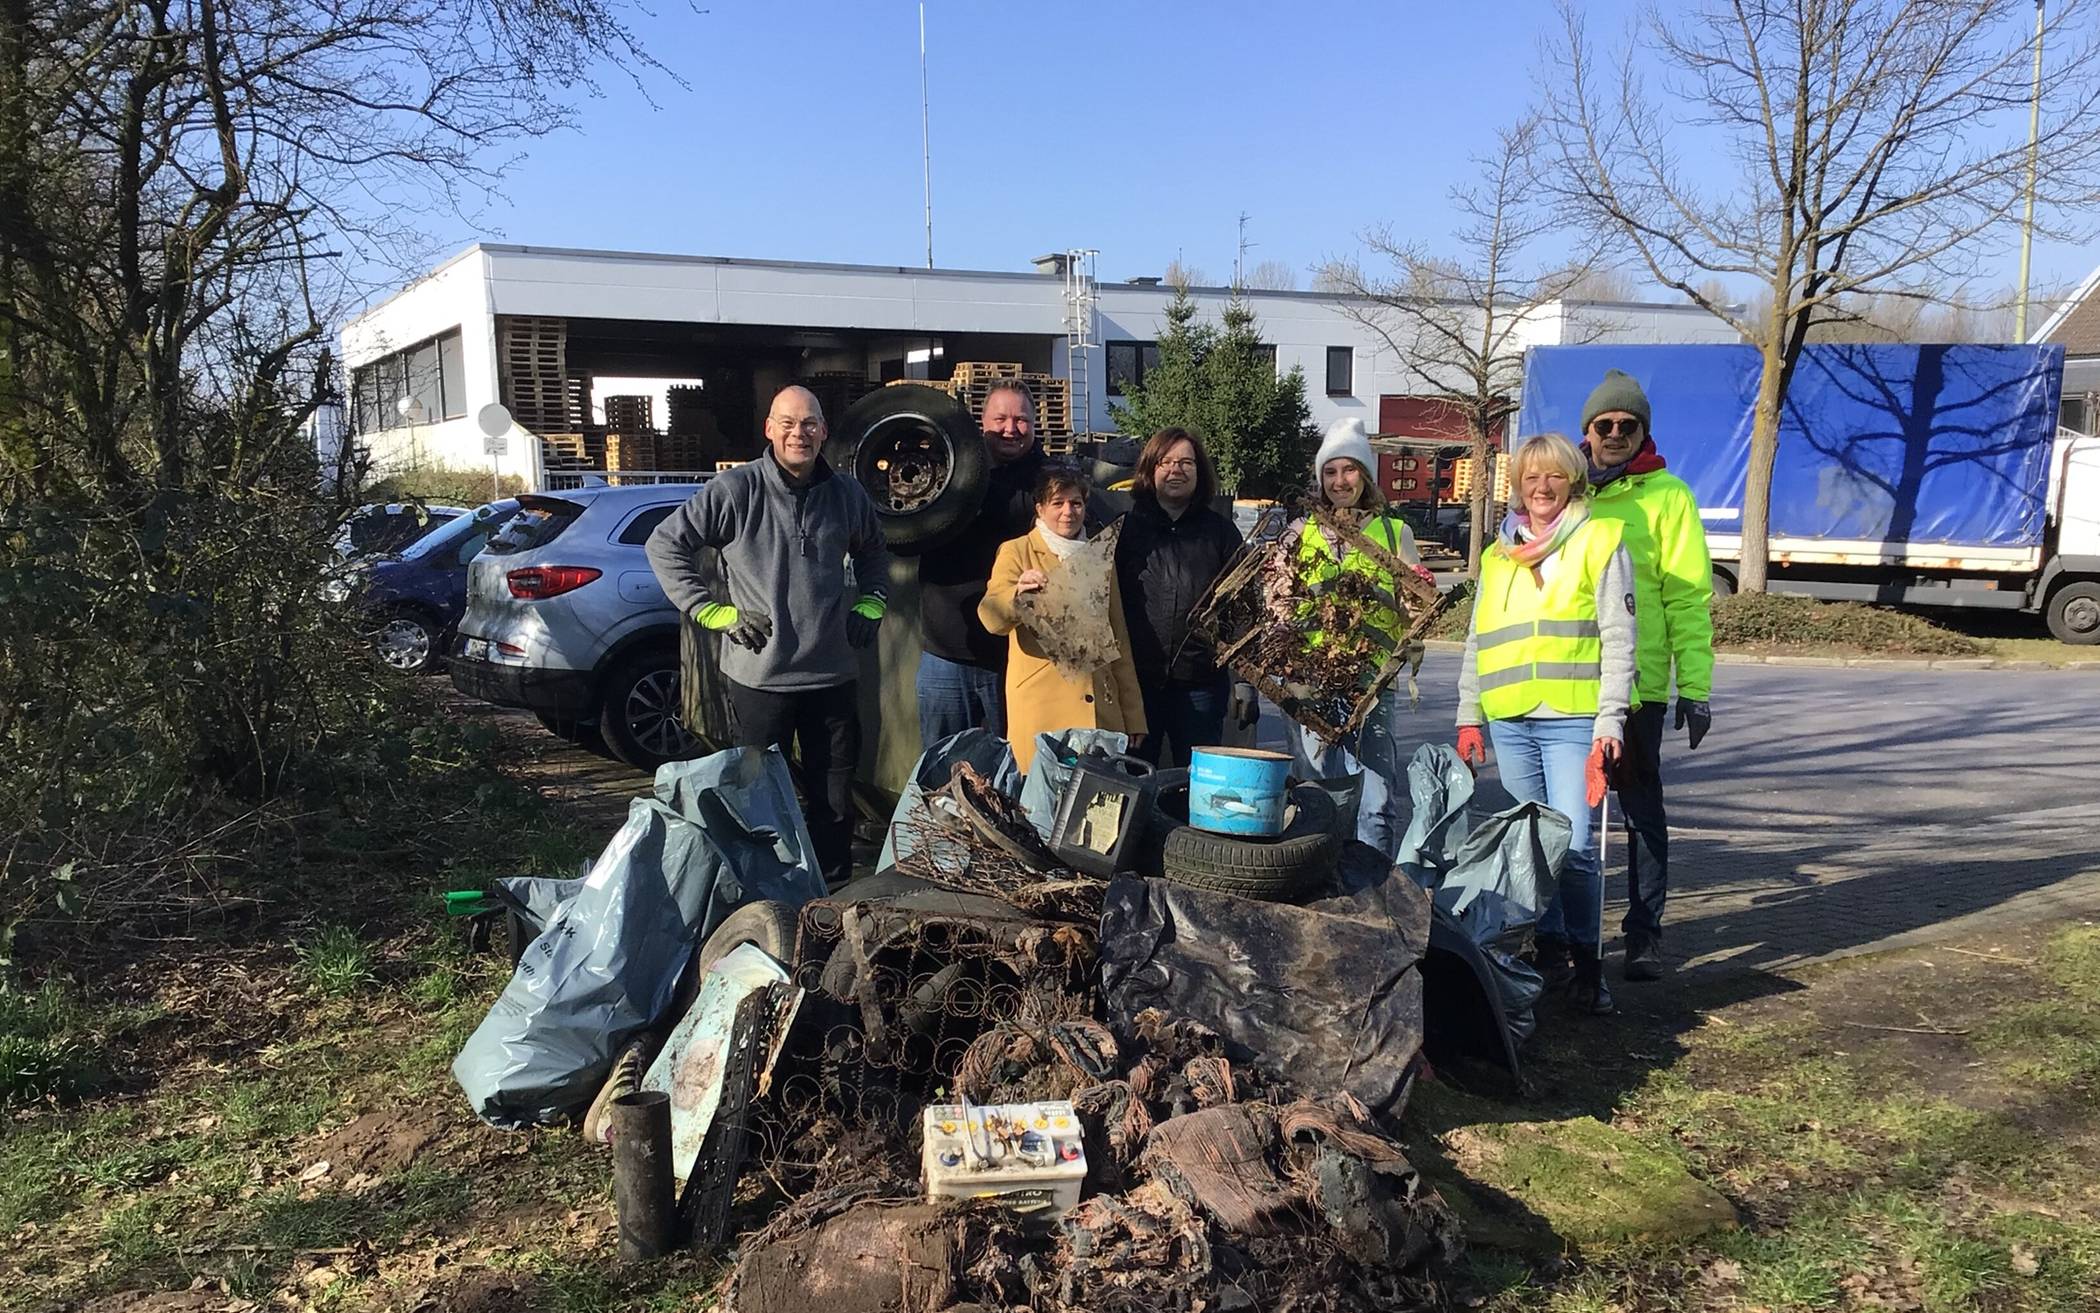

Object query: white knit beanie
[1314,416,1376,481]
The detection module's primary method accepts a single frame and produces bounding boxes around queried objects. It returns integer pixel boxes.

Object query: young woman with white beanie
[1263,416,1432,858]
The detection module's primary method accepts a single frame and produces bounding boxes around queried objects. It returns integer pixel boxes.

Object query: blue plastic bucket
[1188,747,1292,837]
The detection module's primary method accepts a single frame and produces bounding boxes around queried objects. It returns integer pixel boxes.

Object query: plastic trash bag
[1099,847,1430,1125]
[452,746,826,1128]
[1431,800,1569,1047]
[1396,743,1475,888]
[877,728,1021,870]
[1019,728,1133,836]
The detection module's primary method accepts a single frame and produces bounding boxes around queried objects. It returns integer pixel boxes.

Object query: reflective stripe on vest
[1473,517,1623,721]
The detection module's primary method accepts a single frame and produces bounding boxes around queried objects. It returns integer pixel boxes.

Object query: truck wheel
[826,385,986,556]
[599,648,702,770]
[1710,567,1737,599]
[2046,581,2100,645]
[1160,784,1341,901]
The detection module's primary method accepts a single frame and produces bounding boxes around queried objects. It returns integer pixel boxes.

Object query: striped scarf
[1496,500,1589,570]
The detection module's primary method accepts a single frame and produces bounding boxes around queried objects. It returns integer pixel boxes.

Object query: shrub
[363,464,529,510]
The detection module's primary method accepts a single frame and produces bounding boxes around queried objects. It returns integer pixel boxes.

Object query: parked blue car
[345,499,521,673]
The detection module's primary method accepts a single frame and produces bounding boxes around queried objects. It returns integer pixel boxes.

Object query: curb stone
[1416,638,2094,670]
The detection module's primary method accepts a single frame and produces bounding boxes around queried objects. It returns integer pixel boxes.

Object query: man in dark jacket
[914,379,1045,749]
[1115,428,1249,767]
[645,385,890,885]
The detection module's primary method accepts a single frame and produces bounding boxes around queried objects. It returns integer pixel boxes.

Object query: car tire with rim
[372,608,441,675]
[598,647,701,770]
[826,384,986,556]
[1160,783,1341,901]
[2045,579,2100,646]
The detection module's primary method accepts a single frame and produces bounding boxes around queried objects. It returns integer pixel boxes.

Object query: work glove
[847,595,886,649]
[1456,725,1487,770]
[1675,697,1712,750]
[1230,682,1261,729]
[1586,739,1621,808]
[695,602,772,653]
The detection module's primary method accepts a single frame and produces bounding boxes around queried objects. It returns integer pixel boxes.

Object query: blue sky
[417,0,2094,301]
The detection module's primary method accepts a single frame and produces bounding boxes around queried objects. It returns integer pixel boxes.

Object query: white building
[339,243,1740,489]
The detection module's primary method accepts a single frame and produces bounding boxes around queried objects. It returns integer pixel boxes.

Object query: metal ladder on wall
[1063,249,1099,438]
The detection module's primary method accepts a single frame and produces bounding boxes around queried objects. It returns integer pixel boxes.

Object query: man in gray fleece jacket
[646,385,890,885]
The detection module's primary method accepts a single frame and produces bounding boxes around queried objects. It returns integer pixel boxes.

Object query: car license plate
[461,637,490,661]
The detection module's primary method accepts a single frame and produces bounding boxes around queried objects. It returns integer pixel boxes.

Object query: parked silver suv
[449,482,706,769]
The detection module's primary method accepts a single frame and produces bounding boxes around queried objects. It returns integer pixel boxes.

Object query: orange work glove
[1586,738,1621,807]
[1456,725,1487,770]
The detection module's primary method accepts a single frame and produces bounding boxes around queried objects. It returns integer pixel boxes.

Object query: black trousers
[727,679,859,886]
[1617,701,1671,944]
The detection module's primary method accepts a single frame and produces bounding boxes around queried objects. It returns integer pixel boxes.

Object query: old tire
[670,899,800,1018]
[1159,783,1340,901]
[2045,580,2100,646]
[1130,768,1191,877]
[827,384,986,556]
[599,647,701,771]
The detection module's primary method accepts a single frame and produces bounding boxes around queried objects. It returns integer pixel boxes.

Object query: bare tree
[1321,115,1610,574]
[1164,256,1211,290]
[1544,0,2100,591]
[1244,259,1301,291]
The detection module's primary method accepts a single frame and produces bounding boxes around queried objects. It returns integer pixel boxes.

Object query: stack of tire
[1135,769,1341,902]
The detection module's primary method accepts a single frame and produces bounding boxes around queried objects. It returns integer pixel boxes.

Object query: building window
[2062,395,2092,434]
[1252,343,1277,372]
[352,328,468,431]
[1326,346,1353,396]
[1107,340,1160,395]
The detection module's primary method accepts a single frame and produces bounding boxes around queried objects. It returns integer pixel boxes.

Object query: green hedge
[1424,589,1984,656]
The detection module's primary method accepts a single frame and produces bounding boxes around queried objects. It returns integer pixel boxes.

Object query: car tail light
[506,565,602,599]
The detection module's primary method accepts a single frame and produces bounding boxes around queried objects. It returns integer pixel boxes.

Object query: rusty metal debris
[1017,518,1126,676]
[1188,500,1461,745]
[888,764,1106,921]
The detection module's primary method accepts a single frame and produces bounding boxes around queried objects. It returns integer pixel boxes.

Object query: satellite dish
[476,403,513,438]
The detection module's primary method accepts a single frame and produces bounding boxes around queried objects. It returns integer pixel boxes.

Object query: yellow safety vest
[1474,516,1624,721]
[1295,514,1411,648]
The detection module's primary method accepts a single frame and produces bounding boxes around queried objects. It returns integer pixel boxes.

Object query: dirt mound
[307,1107,447,1179]
[407,1270,542,1313]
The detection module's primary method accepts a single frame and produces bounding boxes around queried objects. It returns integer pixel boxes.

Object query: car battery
[921,1100,1087,1222]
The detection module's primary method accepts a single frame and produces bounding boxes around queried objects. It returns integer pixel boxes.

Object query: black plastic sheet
[1098,846,1429,1124]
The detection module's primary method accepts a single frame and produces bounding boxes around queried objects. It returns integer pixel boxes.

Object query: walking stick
[1596,791,1611,954]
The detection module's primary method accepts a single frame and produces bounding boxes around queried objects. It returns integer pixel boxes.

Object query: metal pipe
[2016,0,2045,341]
[610,1090,675,1262]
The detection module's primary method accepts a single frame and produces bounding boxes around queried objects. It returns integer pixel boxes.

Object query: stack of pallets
[604,431,659,472]
[538,432,596,477]
[943,362,1074,437]
[603,394,654,433]
[665,385,711,434]
[496,316,569,434]
[799,370,876,426]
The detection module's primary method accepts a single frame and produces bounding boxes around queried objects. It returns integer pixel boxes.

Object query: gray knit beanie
[1580,369,1651,431]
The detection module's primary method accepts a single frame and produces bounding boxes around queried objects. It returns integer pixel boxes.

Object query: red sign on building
[1374,395,1505,504]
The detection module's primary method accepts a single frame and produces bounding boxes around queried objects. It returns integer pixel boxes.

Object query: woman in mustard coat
[977,465,1147,775]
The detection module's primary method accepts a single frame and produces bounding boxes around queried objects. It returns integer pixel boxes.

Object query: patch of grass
[248,1166,471,1251]
[97,1194,185,1277]
[208,1074,338,1142]
[295,925,376,997]
[1709,1205,1870,1308]
[1710,592,1985,655]
[0,979,110,1105]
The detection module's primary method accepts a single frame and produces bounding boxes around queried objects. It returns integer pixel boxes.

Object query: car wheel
[1159,783,1341,901]
[372,610,440,674]
[826,384,987,555]
[2045,580,2100,646]
[668,899,801,1016]
[599,649,702,770]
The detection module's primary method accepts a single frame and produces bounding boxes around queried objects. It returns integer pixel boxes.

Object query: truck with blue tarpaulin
[1516,343,2100,644]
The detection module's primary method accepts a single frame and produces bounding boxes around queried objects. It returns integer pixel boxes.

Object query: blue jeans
[1136,676,1229,769]
[916,653,1005,751]
[1488,716,1601,947]
[1289,687,1406,859]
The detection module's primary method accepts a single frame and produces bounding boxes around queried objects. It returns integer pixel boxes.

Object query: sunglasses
[1589,418,1643,438]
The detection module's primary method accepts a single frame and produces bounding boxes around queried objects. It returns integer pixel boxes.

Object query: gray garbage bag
[491,874,587,933]
[1433,801,1569,1046]
[1100,849,1430,1125]
[1396,743,1475,888]
[877,729,1021,870]
[452,746,825,1128]
[1020,728,1132,835]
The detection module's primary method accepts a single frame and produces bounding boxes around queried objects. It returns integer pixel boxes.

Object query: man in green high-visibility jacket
[1577,370,1715,984]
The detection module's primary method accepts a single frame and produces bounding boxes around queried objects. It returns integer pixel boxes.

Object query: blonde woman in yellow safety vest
[1266,417,1434,859]
[1454,433,1637,1017]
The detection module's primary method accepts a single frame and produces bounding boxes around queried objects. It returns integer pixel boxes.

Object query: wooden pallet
[603,394,654,433]
[949,361,1022,385]
[497,316,569,434]
[604,431,659,471]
